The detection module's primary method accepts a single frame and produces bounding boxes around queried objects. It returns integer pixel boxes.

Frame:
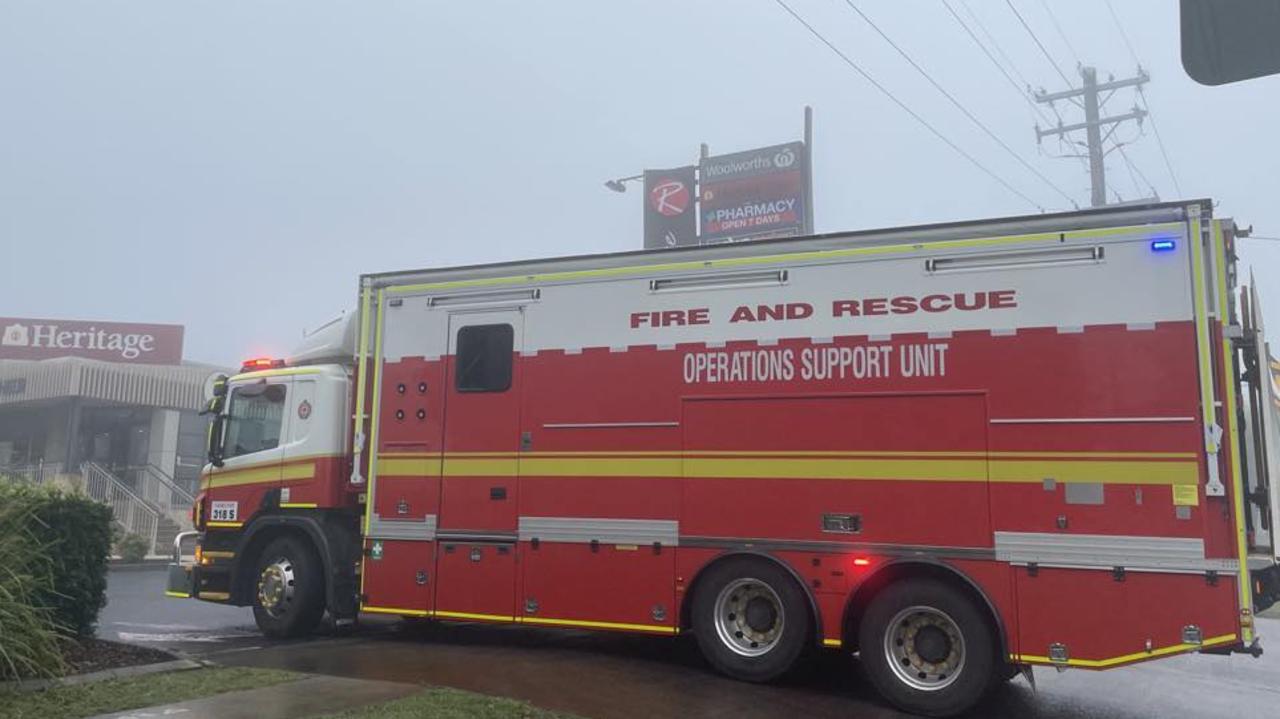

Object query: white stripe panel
[518,517,678,546]
[368,514,438,541]
[994,531,1204,568]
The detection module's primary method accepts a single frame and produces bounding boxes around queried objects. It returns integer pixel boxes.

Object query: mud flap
[166,562,193,598]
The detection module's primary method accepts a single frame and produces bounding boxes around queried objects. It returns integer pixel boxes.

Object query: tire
[857,579,997,718]
[692,557,812,683]
[251,536,326,638]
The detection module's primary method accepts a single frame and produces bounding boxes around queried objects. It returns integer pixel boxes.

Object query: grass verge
[0,666,299,719]
[316,686,578,719]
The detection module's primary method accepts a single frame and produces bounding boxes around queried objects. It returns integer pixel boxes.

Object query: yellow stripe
[231,366,328,381]
[361,605,431,617]
[204,461,317,489]
[355,283,373,478]
[684,457,985,481]
[988,459,1197,485]
[1214,220,1254,644]
[382,224,1165,295]
[197,591,231,601]
[206,521,243,529]
[366,288,387,534]
[380,449,1197,459]
[280,502,318,509]
[164,591,191,599]
[376,453,1198,485]
[435,610,515,622]
[359,289,388,602]
[822,638,843,648]
[1190,217,1216,436]
[1015,633,1236,668]
[519,616,678,634]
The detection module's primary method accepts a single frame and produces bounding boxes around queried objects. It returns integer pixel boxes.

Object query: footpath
[88,674,418,719]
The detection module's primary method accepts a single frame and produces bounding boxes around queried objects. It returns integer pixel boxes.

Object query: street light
[603,174,643,193]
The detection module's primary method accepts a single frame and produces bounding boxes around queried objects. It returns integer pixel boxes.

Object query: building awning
[0,357,226,412]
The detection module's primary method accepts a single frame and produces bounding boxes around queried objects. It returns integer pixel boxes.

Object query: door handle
[490,486,507,500]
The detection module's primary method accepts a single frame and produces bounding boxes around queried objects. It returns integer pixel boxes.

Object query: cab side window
[455,324,513,392]
[224,383,287,459]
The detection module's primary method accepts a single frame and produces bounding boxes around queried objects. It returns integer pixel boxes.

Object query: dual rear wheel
[693,559,999,717]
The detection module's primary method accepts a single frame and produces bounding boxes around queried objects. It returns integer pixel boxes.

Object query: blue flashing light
[1151,239,1177,252]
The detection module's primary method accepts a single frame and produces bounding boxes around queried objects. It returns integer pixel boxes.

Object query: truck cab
[169,314,364,636]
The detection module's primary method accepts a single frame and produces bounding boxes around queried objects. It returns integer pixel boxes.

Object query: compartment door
[434,309,524,621]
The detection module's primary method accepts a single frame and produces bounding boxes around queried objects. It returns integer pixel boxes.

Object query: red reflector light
[853,558,871,567]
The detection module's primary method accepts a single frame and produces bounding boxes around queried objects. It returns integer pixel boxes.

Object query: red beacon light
[241,357,286,372]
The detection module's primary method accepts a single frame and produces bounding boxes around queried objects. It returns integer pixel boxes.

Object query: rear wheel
[251,536,325,638]
[858,579,997,717]
[692,558,811,682]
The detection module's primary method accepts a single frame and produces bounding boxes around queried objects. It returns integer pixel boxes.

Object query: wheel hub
[745,597,778,633]
[883,606,966,692]
[256,557,296,618]
[713,578,785,657]
[913,625,951,664]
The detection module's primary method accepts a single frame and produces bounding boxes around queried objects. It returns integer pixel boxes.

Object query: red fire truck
[169,200,1280,716]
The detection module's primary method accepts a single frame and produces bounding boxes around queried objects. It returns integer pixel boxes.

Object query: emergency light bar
[649,269,789,293]
[925,246,1104,274]
[241,357,285,371]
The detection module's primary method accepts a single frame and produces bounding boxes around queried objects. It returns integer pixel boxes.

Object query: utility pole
[1035,65,1149,207]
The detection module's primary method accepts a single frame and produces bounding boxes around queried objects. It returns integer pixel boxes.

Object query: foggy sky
[2,1,1278,367]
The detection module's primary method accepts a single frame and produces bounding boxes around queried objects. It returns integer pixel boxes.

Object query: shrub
[0,498,65,679]
[117,533,149,563]
[0,483,112,638]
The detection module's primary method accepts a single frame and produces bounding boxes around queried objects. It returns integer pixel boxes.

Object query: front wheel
[692,558,811,683]
[251,536,325,638]
[858,579,997,717]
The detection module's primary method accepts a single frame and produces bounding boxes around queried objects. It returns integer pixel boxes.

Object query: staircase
[81,462,194,558]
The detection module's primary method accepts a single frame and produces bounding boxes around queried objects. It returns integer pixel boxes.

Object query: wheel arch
[230,514,344,612]
[841,559,1008,656]
[679,549,825,646]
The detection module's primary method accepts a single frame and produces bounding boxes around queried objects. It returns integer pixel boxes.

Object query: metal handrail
[0,461,65,485]
[116,463,194,530]
[81,461,161,557]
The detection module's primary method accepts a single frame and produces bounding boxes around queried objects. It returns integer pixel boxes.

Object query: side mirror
[201,373,229,416]
[207,414,226,468]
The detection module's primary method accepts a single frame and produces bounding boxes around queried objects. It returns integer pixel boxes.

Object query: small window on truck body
[455,324,513,392]
[224,383,287,459]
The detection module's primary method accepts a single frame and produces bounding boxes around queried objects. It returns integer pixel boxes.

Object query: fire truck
[169,200,1280,716]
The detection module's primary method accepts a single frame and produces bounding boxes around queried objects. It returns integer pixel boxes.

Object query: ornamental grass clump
[0,495,66,680]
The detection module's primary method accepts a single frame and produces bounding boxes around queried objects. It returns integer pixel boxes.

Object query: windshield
[223,383,286,459]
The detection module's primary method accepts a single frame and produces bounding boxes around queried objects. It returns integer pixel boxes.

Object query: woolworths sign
[699,141,810,242]
[0,317,184,365]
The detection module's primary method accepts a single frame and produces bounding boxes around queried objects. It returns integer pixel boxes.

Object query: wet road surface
[102,567,1280,718]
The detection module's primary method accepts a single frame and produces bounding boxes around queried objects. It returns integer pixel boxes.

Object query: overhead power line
[959,1,1037,94]
[1037,0,1081,67]
[843,1,1076,206]
[942,1,1054,127]
[1005,0,1073,87]
[771,0,1045,211]
[1104,0,1141,67]
[1115,142,1158,199]
[1103,0,1183,197]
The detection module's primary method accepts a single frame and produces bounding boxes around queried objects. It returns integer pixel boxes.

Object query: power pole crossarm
[1033,69,1149,103]
[1035,109,1147,138]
